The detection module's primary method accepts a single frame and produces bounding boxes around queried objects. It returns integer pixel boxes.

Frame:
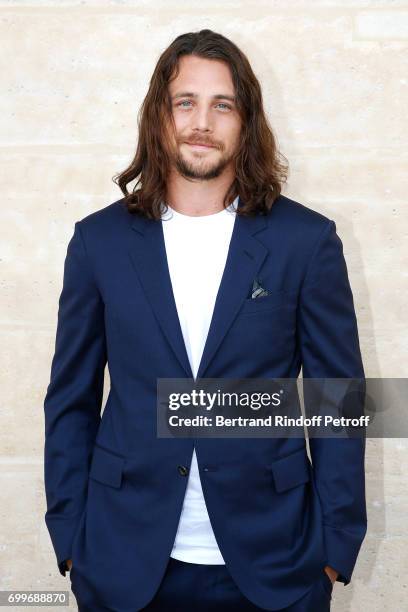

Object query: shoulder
[77,198,131,231]
[266,194,333,236]
[74,197,132,242]
[260,194,337,264]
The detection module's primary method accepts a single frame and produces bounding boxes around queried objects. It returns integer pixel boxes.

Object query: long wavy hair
[112,29,289,220]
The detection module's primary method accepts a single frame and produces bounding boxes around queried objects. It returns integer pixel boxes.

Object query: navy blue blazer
[44,194,367,611]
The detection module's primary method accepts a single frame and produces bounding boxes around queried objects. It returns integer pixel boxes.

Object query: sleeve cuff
[323,522,367,585]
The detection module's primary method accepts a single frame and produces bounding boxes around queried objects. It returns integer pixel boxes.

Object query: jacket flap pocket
[271,448,311,493]
[89,444,125,488]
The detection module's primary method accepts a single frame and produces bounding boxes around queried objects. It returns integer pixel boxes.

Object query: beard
[172,143,234,180]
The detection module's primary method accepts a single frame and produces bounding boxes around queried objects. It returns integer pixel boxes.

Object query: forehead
[168,55,235,96]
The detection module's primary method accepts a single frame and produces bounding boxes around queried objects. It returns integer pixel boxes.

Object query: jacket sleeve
[297,219,367,586]
[43,221,107,576]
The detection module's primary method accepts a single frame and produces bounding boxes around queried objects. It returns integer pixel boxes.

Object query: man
[44,29,367,611]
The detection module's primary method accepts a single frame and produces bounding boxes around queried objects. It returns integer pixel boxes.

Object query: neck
[165,168,236,216]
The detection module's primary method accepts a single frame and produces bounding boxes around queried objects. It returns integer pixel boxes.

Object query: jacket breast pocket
[239,289,289,316]
[269,447,311,493]
[89,444,125,489]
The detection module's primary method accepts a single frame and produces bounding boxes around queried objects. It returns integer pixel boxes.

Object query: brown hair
[112,29,289,220]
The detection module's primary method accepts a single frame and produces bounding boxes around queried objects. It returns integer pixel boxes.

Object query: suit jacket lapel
[128,211,194,379]
[196,204,268,379]
[127,197,269,380]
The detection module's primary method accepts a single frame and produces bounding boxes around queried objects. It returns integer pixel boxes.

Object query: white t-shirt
[161,195,239,564]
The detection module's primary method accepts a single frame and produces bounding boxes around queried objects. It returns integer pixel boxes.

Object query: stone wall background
[0,1,407,610]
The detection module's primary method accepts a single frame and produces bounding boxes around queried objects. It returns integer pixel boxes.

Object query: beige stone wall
[1,1,406,610]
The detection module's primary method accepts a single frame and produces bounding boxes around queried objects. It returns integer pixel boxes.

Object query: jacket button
[178,465,188,476]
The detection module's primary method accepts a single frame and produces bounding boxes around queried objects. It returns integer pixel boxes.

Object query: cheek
[223,122,242,151]
[165,114,184,145]
[173,113,191,133]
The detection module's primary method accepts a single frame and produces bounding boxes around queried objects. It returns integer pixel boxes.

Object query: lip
[185,142,215,149]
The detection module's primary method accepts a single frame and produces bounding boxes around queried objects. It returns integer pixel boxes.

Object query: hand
[67,559,73,571]
[324,565,338,585]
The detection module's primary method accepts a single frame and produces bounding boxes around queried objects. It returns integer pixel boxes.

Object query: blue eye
[176,101,232,110]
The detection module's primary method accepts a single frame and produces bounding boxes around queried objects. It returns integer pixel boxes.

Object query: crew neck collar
[162,195,239,220]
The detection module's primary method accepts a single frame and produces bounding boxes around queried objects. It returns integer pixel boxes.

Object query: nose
[190,105,213,133]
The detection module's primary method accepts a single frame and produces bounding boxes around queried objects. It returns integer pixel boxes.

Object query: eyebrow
[171,91,236,103]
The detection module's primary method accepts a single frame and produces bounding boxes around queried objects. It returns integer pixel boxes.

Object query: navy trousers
[72,557,333,611]
[139,557,333,612]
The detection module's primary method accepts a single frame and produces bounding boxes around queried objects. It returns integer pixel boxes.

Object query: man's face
[165,55,242,180]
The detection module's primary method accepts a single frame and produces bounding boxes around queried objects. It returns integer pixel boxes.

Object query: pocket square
[251,278,269,298]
